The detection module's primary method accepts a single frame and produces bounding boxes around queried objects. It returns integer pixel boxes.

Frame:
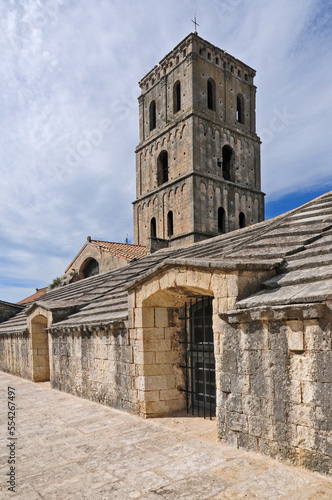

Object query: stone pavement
[1,372,332,499]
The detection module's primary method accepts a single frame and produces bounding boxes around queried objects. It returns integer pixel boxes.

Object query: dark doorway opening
[181,296,216,419]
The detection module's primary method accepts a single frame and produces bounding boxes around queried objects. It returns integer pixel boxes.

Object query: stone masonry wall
[129,266,274,417]
[0,332,31,380]
[218,307,332,477]
[49,322,134,413]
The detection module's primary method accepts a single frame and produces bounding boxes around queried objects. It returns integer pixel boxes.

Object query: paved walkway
[1,372,332,499]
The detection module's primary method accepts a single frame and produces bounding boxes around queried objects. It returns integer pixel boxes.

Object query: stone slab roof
[3,191,332,333]
[236,192,332,309]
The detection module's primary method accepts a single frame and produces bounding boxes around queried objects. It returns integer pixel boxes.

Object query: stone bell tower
[133,32,264,249]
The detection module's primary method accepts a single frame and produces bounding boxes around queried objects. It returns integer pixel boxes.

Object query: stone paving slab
[1,372,332,499]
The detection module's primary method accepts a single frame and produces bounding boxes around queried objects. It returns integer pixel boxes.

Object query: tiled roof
[3,191,332,333]
[91,240,148,261]
[17,288,47,305]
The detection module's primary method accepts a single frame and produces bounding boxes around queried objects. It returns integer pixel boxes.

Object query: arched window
[237,94,244,124]
[167,211,174,237]
[173,81,181,114]
[157,150,168,185]
[149,100,156,131]
[207,78,216,111]
[218,207,225,233]
[239,212,246,228]
[222,145,233,181]
[150,217,157,238]
[80,258,99,279]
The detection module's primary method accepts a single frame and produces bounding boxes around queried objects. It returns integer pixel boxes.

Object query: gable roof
[65,240,148,273]
[91,240,148,261]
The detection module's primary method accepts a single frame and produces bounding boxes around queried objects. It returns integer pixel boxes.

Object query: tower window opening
[239,212,246,228]
[149,100,156,131]
[157,150,169,185]
[238,70,241,78]
[223,61,227,69]
[150,217,157,238]
[207,52,211,60]
[231,65,234,73]
[173,81,181,113]
[237,94,244,124]
[167,211,174,237]
[245,74,248,81]
[222,145,233,181]
[218,207,225,233]
[207,78,216,111]
[216,57,219,65]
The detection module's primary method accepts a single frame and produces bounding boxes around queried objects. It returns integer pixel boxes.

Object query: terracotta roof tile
[91,240,148,261]
[17,288,47,305]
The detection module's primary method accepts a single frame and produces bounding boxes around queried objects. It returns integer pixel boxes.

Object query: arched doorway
[31,315,50,382]
[184,296,216,417]
[139,285,215,418]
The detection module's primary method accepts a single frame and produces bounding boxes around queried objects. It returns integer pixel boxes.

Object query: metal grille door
[181,296,216,419]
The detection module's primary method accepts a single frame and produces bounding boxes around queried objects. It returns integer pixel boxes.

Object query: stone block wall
[218,306,332,476]
[49,322,134,413]
[129,265,274,418]
[0,332,31,379]
[129,305,186,417]
[134,177,192,246]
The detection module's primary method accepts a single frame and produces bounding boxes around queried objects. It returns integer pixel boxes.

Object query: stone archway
[30,315,50,382]
[136,281,215,418]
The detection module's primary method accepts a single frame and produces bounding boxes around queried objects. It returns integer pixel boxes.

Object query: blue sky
[1,0,332,303]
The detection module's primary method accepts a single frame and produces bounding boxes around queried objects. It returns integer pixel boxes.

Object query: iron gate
[180,296,216,419]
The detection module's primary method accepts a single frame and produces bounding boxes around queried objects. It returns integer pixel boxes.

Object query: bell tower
[133,33,264,249]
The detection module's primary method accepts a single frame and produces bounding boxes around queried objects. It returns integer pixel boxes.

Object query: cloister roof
[2,191,332,333]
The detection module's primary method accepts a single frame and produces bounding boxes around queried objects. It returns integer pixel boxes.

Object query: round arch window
[79,258,99,279]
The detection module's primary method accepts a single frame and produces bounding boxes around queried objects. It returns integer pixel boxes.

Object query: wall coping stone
[47,319,127,335]
[220,302,328,323]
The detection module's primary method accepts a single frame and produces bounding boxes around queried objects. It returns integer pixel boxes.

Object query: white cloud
[0,0,331,302]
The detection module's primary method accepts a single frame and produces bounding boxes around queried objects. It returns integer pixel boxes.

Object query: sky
[1,0,332,303]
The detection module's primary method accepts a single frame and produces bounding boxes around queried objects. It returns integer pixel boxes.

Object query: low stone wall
[49,322,134,413]
[0,332,31,379]
[218,304,332,477]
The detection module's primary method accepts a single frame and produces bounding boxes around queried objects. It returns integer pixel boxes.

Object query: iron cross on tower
[191,10,199,34]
